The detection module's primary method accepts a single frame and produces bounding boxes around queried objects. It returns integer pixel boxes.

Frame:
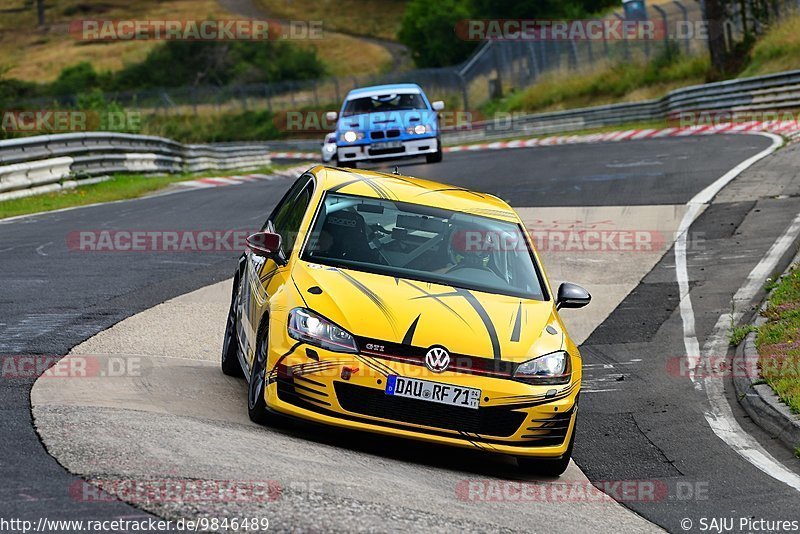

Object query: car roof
[309,166,518,223]
[345,84,423,100]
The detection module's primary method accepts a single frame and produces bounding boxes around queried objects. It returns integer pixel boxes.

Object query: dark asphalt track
[2,134,799,531]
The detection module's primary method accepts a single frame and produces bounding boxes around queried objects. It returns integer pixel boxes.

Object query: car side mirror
[432,101,445,111]
[246,231,281,259]
[325,111,338,121]
[556,282,591,310]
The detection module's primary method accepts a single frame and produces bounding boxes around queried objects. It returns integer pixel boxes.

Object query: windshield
[302,193,547,300]
[342,93,427,117]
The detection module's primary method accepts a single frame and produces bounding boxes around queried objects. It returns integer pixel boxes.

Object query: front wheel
[426,139,443,163]
[247,320,271,424]
[221,281,244,378]
[335,156,357,169]
[516,412,576,477]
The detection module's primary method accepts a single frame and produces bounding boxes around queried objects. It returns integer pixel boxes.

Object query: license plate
[385,375,481,409]
[371,141,403,150]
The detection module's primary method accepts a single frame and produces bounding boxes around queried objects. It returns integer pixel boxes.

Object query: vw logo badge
[425,346,450,373]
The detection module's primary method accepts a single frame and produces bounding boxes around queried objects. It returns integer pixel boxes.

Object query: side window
[261,175,310,231]
[269,176,314,257]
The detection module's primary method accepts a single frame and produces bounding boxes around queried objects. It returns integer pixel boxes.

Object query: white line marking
[674,132,800,491]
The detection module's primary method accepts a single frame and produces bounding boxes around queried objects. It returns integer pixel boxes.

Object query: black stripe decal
[338,271,397,332]
[455,288,501,360]
[400,281,471,327]
[510,302,522,342]
[402,314,421,346]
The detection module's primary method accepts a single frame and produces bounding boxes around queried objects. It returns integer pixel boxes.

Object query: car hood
[338,110,436,131]
[292,261,563,363]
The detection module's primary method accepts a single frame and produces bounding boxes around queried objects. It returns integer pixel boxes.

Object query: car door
[238,174,315,369]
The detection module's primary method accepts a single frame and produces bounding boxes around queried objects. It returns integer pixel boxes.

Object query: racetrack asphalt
[4,134,800,531]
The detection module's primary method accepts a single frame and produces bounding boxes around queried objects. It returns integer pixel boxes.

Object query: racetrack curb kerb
[272,120,800,161]
[733,250,800,452]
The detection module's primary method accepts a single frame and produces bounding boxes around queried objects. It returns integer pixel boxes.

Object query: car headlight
[513,351,571,385]
[288,308,358,353]
[407,124,433,135]
[342,131,361,143]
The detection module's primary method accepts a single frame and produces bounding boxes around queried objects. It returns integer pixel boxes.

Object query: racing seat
[317,209,379,264]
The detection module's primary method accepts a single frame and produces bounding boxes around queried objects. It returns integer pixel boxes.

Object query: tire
[426,147,443,164]
[247,318,271,425]
[335,157,356,169]
[516,412,577,477]
[221,279,244,378]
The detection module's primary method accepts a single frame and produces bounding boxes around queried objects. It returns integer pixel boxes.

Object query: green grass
[490,12,800,116]
[740,13,800,77]
[490,49,710,114]
[731,325,758,346]
[0,166,278,220]
[756,263,800,414]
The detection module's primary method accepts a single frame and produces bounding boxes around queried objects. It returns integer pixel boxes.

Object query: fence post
[614,13,631,61]
[673,0,690,54]
[568,40,579,70]
[491,42,504,98]
[526,41,539,83]
[651,4,670,54]
[456,71,469,110]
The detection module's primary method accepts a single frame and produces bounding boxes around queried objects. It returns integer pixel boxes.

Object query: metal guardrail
[5,67,800,201]
[440,68,800,144]
[0,133,272,201]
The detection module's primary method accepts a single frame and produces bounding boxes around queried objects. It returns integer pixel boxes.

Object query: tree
[398,0,478,68]
[704,0,729,74]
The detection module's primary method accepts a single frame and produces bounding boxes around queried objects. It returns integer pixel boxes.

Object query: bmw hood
[292,261,563,363]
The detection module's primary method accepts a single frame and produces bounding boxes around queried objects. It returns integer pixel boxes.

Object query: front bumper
[264,339,579,458]
[336,137,438,163]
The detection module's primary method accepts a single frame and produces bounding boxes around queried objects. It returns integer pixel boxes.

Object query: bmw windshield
[342,93,427,117]
[302,193,547,300]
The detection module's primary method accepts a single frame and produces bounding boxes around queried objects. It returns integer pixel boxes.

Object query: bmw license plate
[385,375,480,409]
[371,141,403,150]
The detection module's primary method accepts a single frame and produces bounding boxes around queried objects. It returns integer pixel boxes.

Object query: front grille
[368,146,405,156]
[371,131,385,140]
[386,129,401,138]
[334,382,526,437]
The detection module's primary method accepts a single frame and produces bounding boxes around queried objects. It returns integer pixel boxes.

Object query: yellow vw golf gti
[222,166,590,476]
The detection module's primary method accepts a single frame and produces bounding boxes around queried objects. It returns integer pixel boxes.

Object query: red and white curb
[269,121,800,162]
[445,121,800,153]
[177,165,312,190]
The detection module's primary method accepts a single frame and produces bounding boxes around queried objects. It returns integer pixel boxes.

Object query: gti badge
[425,346,450,373]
